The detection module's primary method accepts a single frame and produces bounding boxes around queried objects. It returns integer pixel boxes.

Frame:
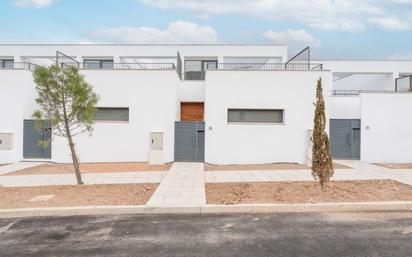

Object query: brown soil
[375,163,412,169]
[0,184,158,208]
[7,162,172,176]
[0,164,9,167]
[206,180,412,205]
[204,162,350,171]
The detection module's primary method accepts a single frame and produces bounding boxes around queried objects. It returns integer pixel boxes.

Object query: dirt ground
[375,163,412,169]
[204,162,350,171]
[0,184,158,208]
[206,180,412,205]
[7,162,172,176]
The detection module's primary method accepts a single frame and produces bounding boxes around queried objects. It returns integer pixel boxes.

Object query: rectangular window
[1,59,14,68]
[94,108,129,122]
[84,59,114,69]
[228,109,284,123]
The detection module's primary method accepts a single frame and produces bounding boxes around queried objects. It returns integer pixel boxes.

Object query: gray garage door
[175,121,205,162]
[330,119,361,160]
[23,120,52,159]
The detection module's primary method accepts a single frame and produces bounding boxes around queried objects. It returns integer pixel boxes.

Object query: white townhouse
[0,44,411,165]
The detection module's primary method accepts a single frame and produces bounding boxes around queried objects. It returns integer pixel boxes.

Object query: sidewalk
[0,171,166,187]
[0,162,44,175]
[147,162,205,206]
[205,160,412,186]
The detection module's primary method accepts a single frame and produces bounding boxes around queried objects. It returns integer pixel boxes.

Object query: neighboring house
[0,44,411,165]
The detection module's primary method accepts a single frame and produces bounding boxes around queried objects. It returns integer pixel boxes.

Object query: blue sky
[1,0,412,59]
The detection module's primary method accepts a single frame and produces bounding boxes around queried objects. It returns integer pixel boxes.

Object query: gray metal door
[175,121,205,162]
[23,120,52,159]
[330,119,361,160]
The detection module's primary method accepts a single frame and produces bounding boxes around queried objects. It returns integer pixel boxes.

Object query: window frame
[83,59,114,69]
[227,108,285,124]
[0,59,14,68]
[94,107,129,123]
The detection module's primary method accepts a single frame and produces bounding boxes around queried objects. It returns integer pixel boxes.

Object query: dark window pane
[228,109,284,123]
[94,108,129,121]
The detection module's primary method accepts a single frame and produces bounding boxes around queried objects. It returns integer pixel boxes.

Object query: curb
[1,201,412,218]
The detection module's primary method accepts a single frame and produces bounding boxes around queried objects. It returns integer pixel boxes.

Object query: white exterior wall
[0,70,37,163]
[321,60,412,74]
[329,96,361,119]
[360,93,412,163]
[333,74,395,91]
[0,69,178,164]
[0,44,288,65]
[204,70,332,164]
[52,70,178,163]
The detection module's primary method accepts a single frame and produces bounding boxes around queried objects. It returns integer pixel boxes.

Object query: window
[94,108,129,122]
[184,60,217,80]
[0,59,14,68]
[228,109,284,123]
[84,59,114,69]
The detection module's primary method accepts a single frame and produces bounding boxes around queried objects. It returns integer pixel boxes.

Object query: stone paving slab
[147,162,205,206]
[0,162,45,175]
[0,171,166,187]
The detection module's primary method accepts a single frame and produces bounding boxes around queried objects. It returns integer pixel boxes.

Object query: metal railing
[0,62,40,71]
[75,63,176,70]
[331,90,397,96]
[207,63,323,71]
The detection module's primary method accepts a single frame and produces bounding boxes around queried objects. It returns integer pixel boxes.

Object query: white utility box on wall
[0,133,13,150]
[149,131,164,165]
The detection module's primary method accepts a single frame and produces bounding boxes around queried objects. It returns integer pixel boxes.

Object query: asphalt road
[0,211,411,257]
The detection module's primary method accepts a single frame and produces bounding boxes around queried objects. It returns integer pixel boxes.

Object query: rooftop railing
[0,62,40,71]
[331,90,399,96]
[72,63,176,70]
[207,63,323,71]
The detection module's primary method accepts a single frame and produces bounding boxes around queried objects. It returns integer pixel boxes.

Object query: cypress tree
[312,78,334,190]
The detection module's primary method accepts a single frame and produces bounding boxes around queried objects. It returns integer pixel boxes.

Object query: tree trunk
[67,131,83,185]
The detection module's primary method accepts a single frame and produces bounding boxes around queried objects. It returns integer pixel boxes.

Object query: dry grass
[375,163,412,169]
[0,184,158,208]
[206,180,412,205]
[205,162,350,171]
[7,162,172,176]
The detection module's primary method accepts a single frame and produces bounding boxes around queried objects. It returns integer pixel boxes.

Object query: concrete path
[147,162,205,206]
[0,162,45,175]
[0,171,166,187]
[205,160,412,186]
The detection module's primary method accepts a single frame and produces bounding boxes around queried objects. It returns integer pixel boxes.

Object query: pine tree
[312,78,334,190]
[32,65,99,185]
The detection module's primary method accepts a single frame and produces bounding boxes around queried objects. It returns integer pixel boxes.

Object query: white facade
[0,44,411,164]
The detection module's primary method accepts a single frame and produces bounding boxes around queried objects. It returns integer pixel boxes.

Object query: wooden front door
[181,102,204,121]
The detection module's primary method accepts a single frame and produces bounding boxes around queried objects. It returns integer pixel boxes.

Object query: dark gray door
[330,119,361,160]
[175,121,205,162]
[23,120,52,159]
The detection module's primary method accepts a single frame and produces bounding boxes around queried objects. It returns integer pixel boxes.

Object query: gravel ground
[0,184,158,208]
[206,180,412,204]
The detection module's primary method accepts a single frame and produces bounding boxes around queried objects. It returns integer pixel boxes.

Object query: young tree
[312,78,334,190]
[32,65,99,185]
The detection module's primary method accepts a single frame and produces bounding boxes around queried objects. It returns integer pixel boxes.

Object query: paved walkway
[204,160,412,186]
[0,171,166,187]
[0,162,45,175]
[147,162,205,206]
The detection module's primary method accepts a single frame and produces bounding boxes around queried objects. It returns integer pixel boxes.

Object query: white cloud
[140,0,412,32]
[368,17,411,30]
[13,0,55,8]
[90,21,218,44]
[263,29,321,47]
